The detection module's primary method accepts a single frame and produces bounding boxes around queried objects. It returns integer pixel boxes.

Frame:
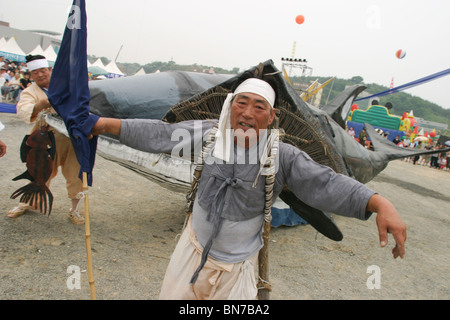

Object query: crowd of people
[0,56,32,103]
[346,124,449,172]
[402,140,449,171]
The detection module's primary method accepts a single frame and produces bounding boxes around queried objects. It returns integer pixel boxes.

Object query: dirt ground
[1,112,449,300]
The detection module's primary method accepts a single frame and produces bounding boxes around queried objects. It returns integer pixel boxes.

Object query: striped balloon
[395,49,406,59]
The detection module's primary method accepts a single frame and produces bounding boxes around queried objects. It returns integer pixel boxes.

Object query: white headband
[233,78,275,108]
[27,59,49,71]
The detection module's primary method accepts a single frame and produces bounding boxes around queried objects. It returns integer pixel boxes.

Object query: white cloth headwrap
[27,59,49,71]
[233,78,275,108]
[213,78,276,162]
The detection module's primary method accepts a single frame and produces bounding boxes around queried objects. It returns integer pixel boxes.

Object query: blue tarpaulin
[271,207,308,227]
[0,51,26,63]
[0,103,16,113]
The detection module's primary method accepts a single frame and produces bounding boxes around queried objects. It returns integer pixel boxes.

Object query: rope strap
[257,277,273,292]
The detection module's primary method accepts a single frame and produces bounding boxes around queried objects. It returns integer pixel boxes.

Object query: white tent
[134,67,146,76]
[0,37,26,62]
[92,58,106,69]
[43,45,58,62]
[104,60,124,78]
[28,44,46,56]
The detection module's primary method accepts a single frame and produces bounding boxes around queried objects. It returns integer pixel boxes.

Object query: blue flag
[48,0,99,186]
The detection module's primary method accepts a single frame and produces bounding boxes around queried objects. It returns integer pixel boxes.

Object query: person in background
[358,127,367,147]
[17,71,32,102]
[1,71,20,102]
[392,135,401,145]
[7,54,85,225]
[348,126,355,139]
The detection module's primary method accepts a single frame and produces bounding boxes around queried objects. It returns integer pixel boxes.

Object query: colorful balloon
[296,15,305,24]
[395,49,406,59]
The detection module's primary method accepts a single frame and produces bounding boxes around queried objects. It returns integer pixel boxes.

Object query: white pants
[159,216,258,300]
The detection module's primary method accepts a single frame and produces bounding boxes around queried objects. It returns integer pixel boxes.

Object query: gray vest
[196,152,266,225]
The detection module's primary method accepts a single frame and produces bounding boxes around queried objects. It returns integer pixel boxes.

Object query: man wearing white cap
[91,73,406,299]
[7,55,85,225]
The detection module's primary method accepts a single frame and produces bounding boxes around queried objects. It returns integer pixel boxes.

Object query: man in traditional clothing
[91,74,407,299]
[7,55,85,225]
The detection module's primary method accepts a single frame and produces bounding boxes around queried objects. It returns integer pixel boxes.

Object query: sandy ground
[0,112,449,300]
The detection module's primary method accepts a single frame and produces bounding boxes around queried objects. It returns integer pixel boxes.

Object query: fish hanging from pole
[10,123,56,215]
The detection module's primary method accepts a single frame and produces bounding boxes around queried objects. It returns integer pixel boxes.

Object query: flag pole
[83,172,96,300]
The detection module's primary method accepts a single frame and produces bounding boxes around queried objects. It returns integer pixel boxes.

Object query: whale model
[46,60,449,241]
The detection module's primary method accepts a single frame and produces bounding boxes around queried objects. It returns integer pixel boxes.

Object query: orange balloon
[296,15,305,24]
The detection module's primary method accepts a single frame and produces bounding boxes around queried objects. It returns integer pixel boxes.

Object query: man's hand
[35,99,52,112]
[31,98,52,119]
[367,194,407,259]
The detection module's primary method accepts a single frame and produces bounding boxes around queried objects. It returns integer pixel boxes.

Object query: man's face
[230,92,275,147]
[30,67,52,88]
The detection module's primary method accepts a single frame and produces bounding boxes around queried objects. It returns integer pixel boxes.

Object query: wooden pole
[257,219,272,300]
[83,172,96,300]
[256,133,278,300]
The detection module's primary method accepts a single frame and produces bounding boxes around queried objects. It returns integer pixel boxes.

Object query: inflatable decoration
[296,15,305,24]
[395,49,406,59]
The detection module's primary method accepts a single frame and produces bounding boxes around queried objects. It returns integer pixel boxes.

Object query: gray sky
[2,0,450,110]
